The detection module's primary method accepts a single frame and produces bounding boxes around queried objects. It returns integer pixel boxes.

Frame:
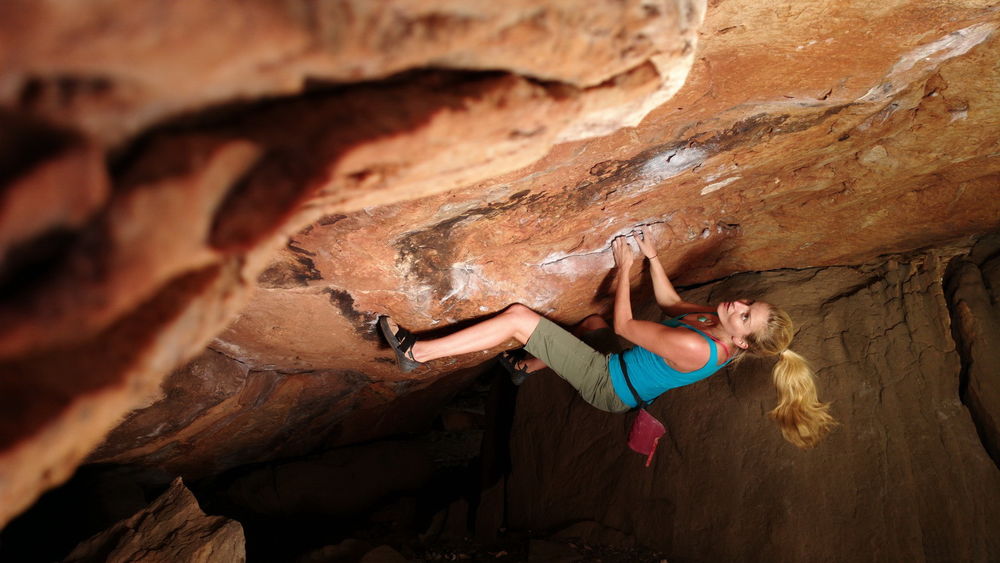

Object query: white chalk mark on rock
[701,176,741,195]
[441,263,499,304]
[622,146,707,195]
[860,23,996,102]
[534,220,672,279]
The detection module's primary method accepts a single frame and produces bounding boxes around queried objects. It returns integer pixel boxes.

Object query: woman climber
[378,229,835,449]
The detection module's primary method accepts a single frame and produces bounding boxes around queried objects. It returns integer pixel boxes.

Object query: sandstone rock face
[1,0,703,145]
[0,0,999,549]
[0,0,703,525]
[506,252,1000,562]
[62,477,245,563]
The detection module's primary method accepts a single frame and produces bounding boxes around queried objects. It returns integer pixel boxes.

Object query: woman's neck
[703,325,735,359]
[678,313,737,359]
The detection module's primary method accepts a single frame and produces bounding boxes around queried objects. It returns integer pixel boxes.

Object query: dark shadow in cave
[943,233,1000,470]
[0,363,523,562]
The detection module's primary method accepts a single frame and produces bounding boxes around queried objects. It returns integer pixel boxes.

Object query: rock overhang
[0,0,999,532]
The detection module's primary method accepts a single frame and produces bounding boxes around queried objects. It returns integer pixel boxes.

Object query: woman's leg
[516,356,547,373]
[521,317,628,412]
[407,304,542,363]
[513,314,610,374]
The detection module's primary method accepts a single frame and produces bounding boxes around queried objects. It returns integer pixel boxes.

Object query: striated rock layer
[87,0,1000,482]
[0,1,999,553]
[1,0,702,145]
[0,0,704,525]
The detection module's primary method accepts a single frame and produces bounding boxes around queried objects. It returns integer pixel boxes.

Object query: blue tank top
[608,313,731,408]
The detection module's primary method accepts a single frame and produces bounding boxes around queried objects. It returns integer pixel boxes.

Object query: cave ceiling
[0,0,998,528]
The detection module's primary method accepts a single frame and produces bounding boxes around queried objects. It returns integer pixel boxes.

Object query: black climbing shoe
[378,316,424,373]
[499,350,533,386]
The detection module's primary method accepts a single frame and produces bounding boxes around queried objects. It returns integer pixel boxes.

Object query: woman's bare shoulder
[646,324,713,371]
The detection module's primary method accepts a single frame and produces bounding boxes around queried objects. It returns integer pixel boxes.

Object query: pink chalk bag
[618,355,666,467]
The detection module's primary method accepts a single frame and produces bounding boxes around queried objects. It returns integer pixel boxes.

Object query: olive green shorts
[523,317,630,413]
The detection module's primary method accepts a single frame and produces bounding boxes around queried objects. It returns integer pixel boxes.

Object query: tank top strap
[666,313,732,367]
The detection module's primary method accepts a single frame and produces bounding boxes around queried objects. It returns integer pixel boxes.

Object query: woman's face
[716,299,771,348]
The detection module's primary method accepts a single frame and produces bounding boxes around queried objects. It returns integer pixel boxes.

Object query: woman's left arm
[632,229,711,317]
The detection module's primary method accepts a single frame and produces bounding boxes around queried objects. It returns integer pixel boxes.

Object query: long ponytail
[769,348,835,448]
[745,307,835,449]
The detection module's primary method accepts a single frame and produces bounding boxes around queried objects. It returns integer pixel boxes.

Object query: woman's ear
[734,338,749,350]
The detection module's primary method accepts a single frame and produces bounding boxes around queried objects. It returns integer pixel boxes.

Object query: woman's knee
[504,303,540,323]
[503,304,542,341]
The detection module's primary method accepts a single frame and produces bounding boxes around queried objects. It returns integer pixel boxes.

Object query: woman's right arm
[632,230,711,316]
[612,234,714,371]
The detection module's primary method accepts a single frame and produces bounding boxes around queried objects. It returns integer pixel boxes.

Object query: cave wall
[0,0,705,525]
[506,248,1000,562]
[945,234,1000,467]
[1,0,999,540]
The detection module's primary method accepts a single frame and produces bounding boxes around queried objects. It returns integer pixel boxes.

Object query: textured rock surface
[0,0,703,525]
[0,0,999,548]
[86,0,1000,481]
[1,0,702,145]
[62,477,245,563]
[506,253,1000,562]
[945,233,1000,466]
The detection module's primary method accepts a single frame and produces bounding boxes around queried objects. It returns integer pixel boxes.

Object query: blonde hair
[742,306,836,449]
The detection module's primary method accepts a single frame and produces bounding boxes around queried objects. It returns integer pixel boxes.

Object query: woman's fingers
[612,236,634,266]
[631,228,656,257]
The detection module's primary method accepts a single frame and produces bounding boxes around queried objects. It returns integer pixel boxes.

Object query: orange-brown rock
[0,0,702,145]
[62,477,245,563]
[89,0,1000,485]
[0,4,998,561]
[0,0,702,525]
